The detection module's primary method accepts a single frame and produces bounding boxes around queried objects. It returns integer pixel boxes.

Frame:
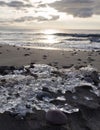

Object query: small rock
[36,91,52,100]
[84,70,99,85]
[62,65,73,69]
[9,66,16,70]
[46,110,67,125]
[0,66,15,75]
[51,70,62,77]
[30,63,35,68]
[77,58,81,61]
[43,55,47,59]
[24,54,30,56]
[42,87,49,92]
[50,99,65,105]
[17,66,24,70]
[75,85,93,91]
[91,71,99,85]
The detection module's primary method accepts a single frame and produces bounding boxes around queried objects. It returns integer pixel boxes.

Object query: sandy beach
[0,44,100,71]
[0,0,100,129]
[0,44,100,130]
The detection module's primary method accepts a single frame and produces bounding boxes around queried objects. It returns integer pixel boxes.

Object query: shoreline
[0,44,100,71]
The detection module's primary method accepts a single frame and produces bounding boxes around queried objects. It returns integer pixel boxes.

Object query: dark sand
[0,44,100,130]
[0,45,100,71]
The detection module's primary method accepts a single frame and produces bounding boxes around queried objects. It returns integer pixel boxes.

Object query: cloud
[0,0,60,23]
[0,1,6,6]
[0,1,32,9]
[14,16,47,22]
[37,15,59,21]
[0,0,100,18]
[14,15,59,23]
[50,15,59,20]
[49,0,100,17]
[14,16,35,22]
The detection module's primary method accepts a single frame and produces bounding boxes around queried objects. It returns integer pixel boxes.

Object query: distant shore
[0,44,100,71]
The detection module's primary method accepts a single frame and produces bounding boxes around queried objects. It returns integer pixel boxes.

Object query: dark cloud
[49,0,100,17]
[14,16,43,22]
[37,16,50,21]
[50,15,59,20]
[14,16,49,22]
[0,1,6,6]
[38,4,47,8]
[14,16,35,22]
[8,1,32,8]
[14,15,59,22]
[37,15,59,21]
[0,1,32,9]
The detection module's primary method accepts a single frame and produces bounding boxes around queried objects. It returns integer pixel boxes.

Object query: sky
[0,0,100,30]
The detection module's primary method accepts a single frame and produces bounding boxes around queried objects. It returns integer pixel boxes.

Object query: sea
[0,29,100,51]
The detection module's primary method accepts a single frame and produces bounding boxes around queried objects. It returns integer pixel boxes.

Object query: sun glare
[46,35,56,44]
[40,29,60,44]
[42,29,58,34]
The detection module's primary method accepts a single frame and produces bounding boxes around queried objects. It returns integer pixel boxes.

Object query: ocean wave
[0,30,100,50]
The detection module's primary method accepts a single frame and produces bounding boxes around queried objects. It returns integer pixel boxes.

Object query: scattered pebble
[46,110,67,125]
[43,55,47,59]
[36,91,52,100]
[24,54,30,56]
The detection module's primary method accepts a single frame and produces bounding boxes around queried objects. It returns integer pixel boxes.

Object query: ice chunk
[0,64,99,116]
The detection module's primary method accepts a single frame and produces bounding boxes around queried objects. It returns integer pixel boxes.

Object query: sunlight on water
[41,29,59,34]
[38,29,61,45]
[44,34,58,44]
[0,29,100,50]
[46,35,56,44]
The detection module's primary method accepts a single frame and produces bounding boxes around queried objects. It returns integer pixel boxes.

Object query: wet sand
[0,44,100,71]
